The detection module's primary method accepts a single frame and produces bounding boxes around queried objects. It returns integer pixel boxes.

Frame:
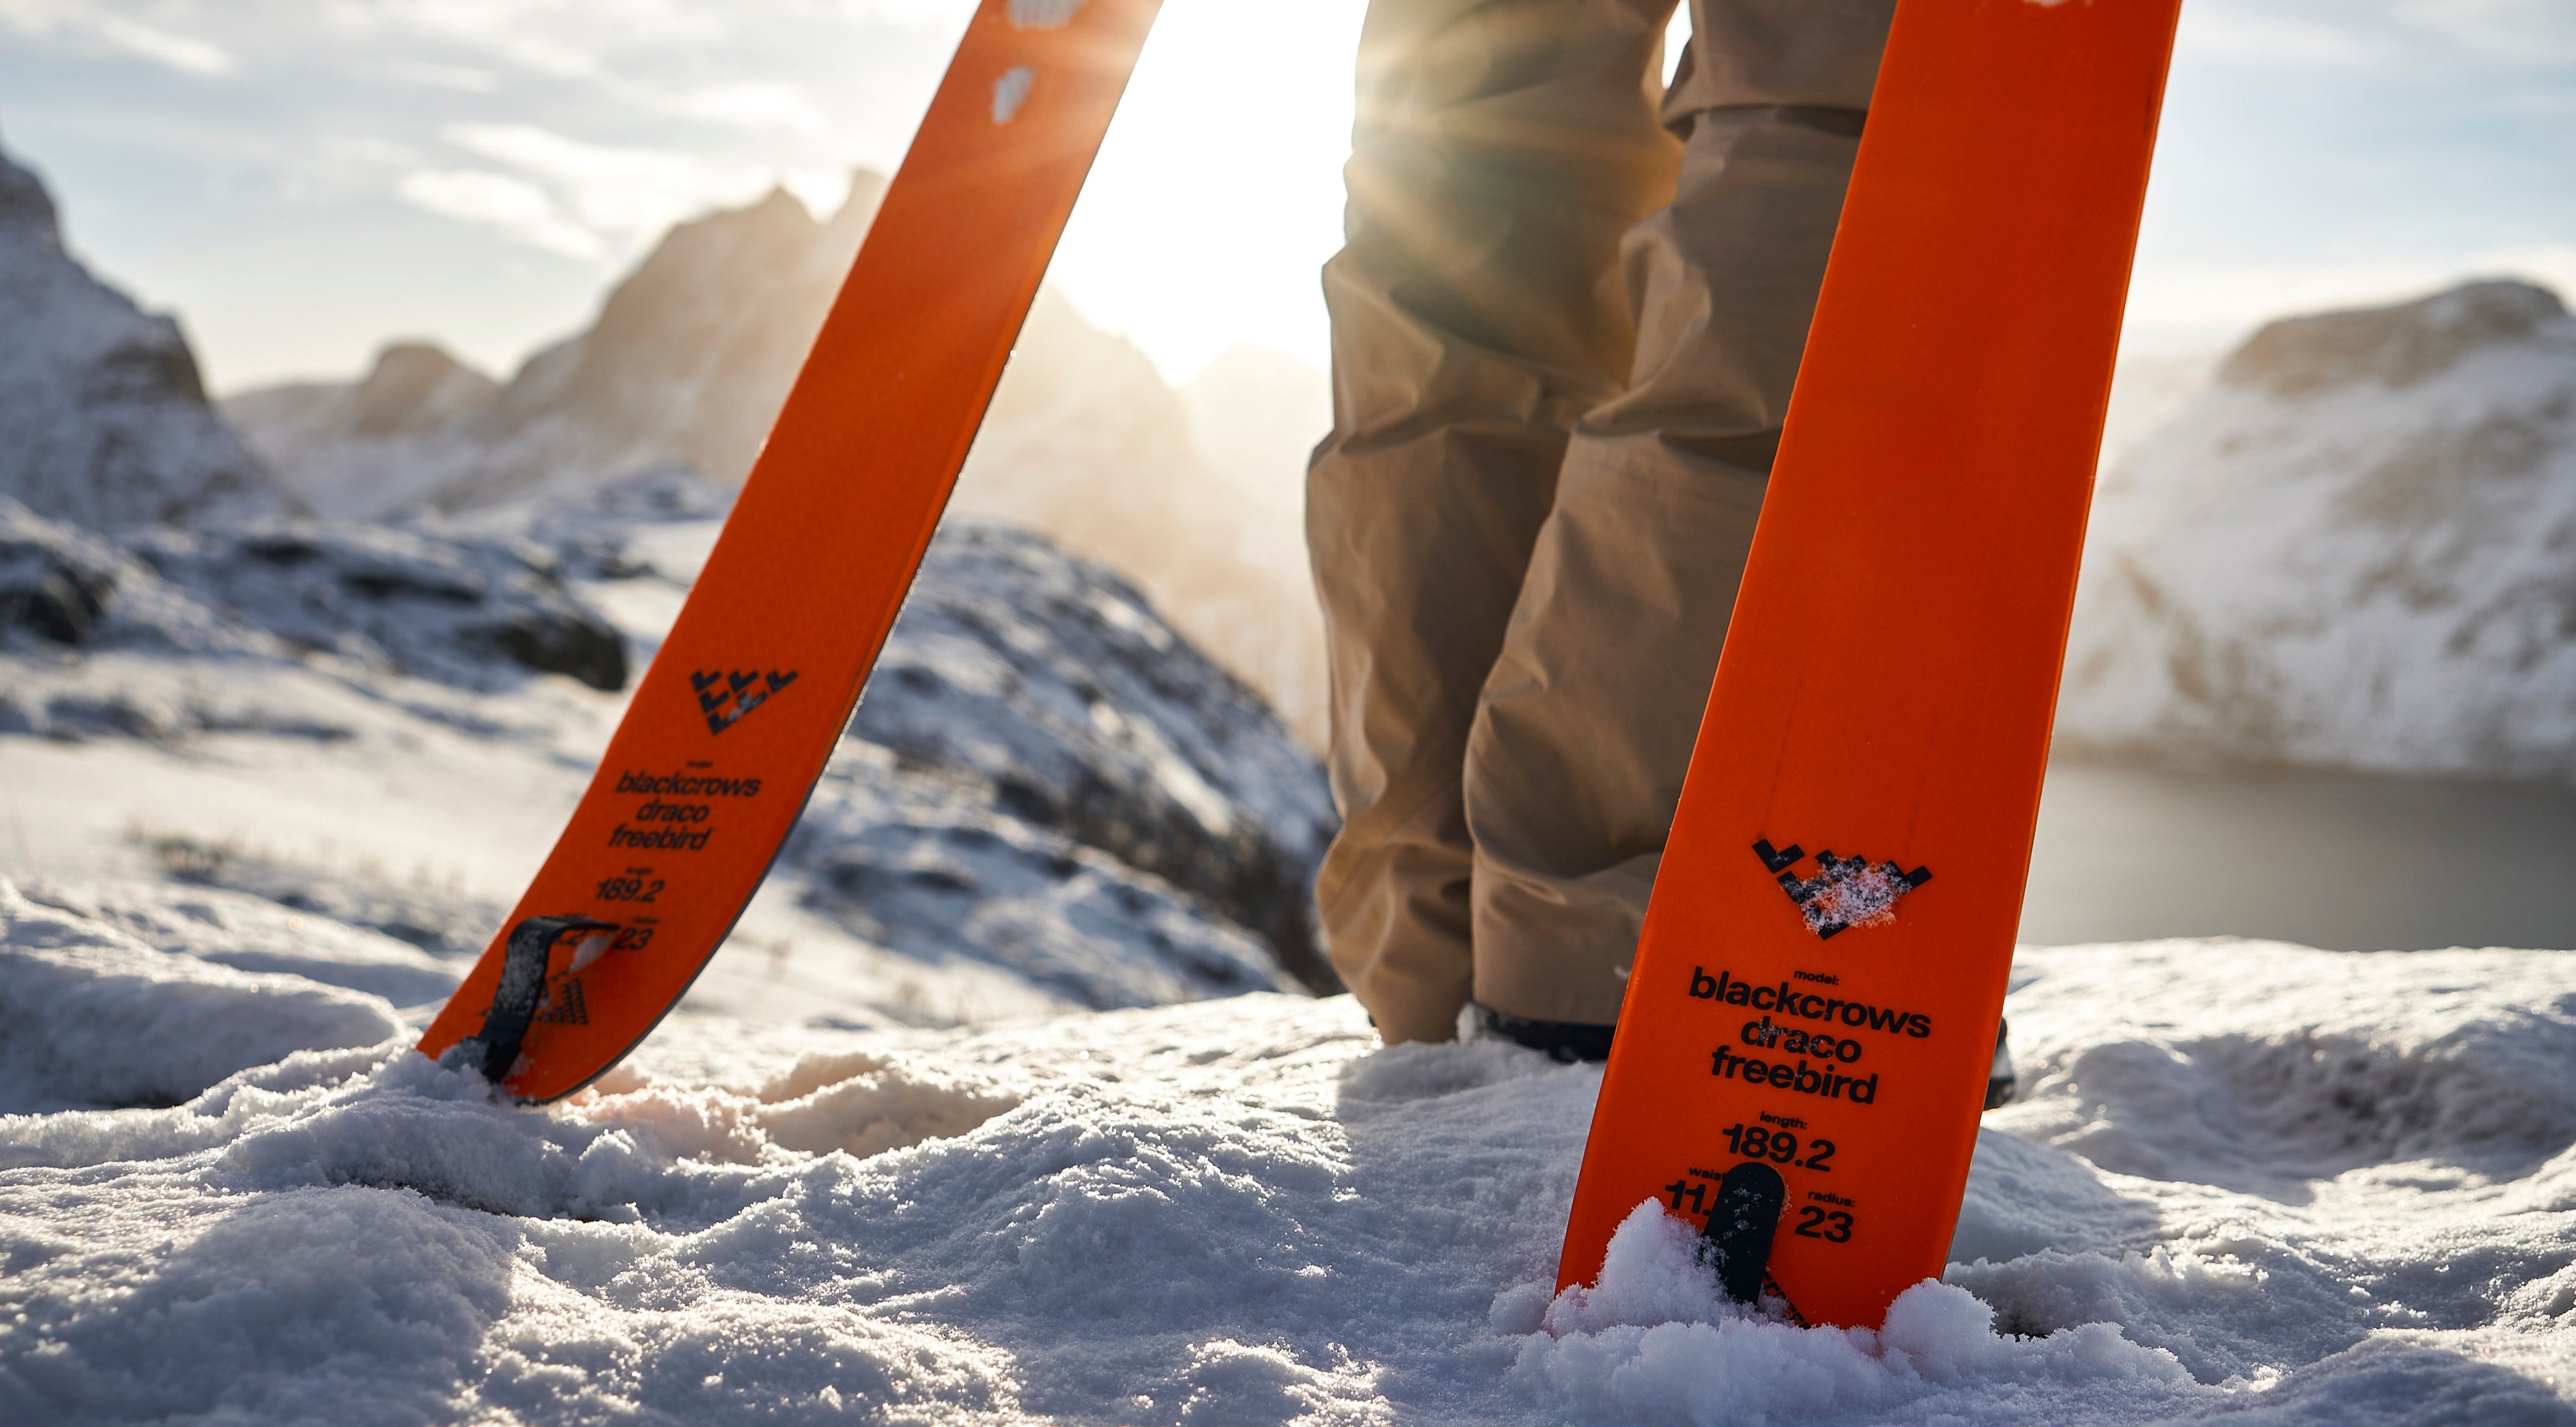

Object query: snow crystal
[992,65,1037,124]
[1006,0,1088,30]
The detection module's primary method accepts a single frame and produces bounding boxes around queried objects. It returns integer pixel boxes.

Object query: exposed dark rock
[340,342,498,439]
[478,609,628,692]
[0,528,115,644]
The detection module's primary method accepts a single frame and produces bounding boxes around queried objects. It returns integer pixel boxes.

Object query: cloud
[381,60,500,92]
[2126,244,2576,336]
[2176,6,2390,69]
[440,122,773,246]
[2178,0,2576,70]
[0,4,237,75]
[397,167,604,258]
[333,0,737,79]
[682,82,830,135]
[2395,0,2576,65]
[92,13,236,74]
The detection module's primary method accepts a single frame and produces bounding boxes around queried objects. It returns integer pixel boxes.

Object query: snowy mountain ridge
[2059,279,2576,781]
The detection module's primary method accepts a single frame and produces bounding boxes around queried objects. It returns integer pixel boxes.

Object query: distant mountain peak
[2219,278,2570,398]
[0,139,287,530]
[341,341,496,439]
[0,138,61,247]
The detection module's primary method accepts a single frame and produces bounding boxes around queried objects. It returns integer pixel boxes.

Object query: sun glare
[1046,0,1369,384]
[1051,2,1694,386]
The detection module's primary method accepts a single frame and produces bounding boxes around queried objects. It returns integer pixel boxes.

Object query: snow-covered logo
[1753,839,1931,940]
[692,668,798,735]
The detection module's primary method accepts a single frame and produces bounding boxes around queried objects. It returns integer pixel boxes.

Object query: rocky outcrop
[0,497,628,722]
[841,524,1339,993]
[0,143,284,530]
[132,521,628,692]
[2059,279,2576,780]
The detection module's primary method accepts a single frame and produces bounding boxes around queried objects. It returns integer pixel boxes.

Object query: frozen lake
[2022,760,2576,951]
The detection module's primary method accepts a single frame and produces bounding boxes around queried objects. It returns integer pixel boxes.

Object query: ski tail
[416,0,1167,1103]
[1555,0,2182,1329]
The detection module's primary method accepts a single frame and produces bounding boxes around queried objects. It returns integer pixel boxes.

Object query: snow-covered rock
[1,495,631,751]
[1,496,293,678]
[131,519,630,692]
[787,752,1298,1010]
[4,882,2573,1423]
[838,524,1337,993]
[0,141,284,530]
[2059,279,2576,780]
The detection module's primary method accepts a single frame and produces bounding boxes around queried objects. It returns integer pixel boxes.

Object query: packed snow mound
[2059,279,2576,780]
[0,141,284,530]
[0,882,404,1113]
[6,887,2575,1425]
[845,524,1338,992]
[27,880,463,1007]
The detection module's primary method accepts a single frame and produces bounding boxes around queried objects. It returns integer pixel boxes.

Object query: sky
[1,0,2572,393]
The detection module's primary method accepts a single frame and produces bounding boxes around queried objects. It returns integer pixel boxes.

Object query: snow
[6,882,2575,1423]
[993,66,1038,124]
[1008,0,1089,29]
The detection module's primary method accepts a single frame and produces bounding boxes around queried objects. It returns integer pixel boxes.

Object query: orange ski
[1556,0,2183,1328]
[418,0,1163,1101]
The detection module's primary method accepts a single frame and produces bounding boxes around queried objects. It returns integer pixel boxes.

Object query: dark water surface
[2020,761,2576,952]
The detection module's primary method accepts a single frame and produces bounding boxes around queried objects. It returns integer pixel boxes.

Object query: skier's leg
[1461,0,1897,1029]
[1309,0,1681,1043]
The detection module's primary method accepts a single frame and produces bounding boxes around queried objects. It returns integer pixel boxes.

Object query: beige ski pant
[1308,0,1896,1041]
